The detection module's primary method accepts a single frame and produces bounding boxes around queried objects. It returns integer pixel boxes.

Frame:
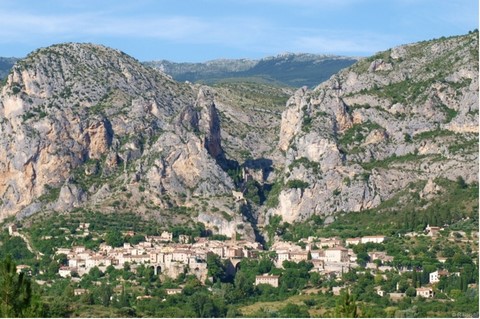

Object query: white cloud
[0,9,277,54]
[292,32,399,54]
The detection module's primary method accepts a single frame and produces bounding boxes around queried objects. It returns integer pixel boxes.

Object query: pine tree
[334,290,358,318]
[0,255,33,317]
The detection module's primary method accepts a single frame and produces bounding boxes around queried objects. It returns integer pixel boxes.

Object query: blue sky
[0,0,477,62]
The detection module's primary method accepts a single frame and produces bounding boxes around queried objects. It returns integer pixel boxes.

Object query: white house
[429,270,450,284]
[276,251,290,265]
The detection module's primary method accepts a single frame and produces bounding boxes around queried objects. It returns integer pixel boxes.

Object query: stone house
[56,248,71,255]
[361,236,386,244]
[375,286,386,297]
[324,246,349,262]
[389,292,406,301]
[85,255,112,269]
[318,237,342,248]
[72,246,86,253]
[290,251,308,262]
[276,251,290,265]
[224,247,244,258]
[255,274,279,287]
[172,250,192,263]
[309,250,324,260]
[8,224,18,235]
[345,238,361,246]
[69,258,86,269]
[179,234,190,244]
[425,224,442,236]
[59,266,73,278]
[74,288,88,296]
[416,287,434,298]
[165,288,183,295]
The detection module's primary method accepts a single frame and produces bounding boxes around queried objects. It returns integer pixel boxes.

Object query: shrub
[286,179,309,190]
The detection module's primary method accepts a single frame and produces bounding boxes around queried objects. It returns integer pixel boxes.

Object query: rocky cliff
[0,43,256,239]
[267,32,478,223]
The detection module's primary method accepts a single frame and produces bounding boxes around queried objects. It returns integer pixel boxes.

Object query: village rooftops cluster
[57,233,261,283]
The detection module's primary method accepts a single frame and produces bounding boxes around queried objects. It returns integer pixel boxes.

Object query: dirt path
[12,231,44,259]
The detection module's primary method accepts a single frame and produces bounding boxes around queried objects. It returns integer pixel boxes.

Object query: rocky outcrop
[196,88,223,159]
[268,32,479,222]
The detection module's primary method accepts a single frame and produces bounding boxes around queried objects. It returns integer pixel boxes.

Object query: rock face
[268,32,479,223]
[0,43,252,239]
[0,33,478,236]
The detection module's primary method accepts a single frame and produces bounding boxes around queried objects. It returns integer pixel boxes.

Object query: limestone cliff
[268,32,478,223]
[0,43,254,239]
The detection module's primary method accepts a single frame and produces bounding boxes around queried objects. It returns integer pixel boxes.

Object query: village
[36,221,469,300]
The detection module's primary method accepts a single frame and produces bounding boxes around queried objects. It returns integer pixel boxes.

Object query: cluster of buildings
[51,222,471,301]
[271,235,385,278]
[57,231,261,283]
[57,232,390,286]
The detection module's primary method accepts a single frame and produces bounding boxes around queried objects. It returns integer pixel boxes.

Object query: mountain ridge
[144,53,358,88]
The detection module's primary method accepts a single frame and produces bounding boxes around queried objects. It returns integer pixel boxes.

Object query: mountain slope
[264,32,478,224]
[145,53,357,88]
[0,43,257,239]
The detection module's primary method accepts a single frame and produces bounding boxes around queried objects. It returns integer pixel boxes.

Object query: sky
[0,0,477,62]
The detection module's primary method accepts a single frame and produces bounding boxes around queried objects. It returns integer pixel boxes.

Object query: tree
[88,266,103,280]
[0,255,33,317]
[206,253,226,283]
[105,230,124,247]
[56,253,68,266]
[405,287,416,297]
[279,303,310,318]
[334,291,358,318]
[128,234,145,245]
[116,285,130,308]
[456,176,467,189]
[95,283,113,307]
[309,272,322,286]
[257,258,274,274]
[191,292,220,318]
[234,270,254,299]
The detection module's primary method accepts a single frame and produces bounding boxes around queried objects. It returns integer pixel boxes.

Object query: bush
[286,179,309,190]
